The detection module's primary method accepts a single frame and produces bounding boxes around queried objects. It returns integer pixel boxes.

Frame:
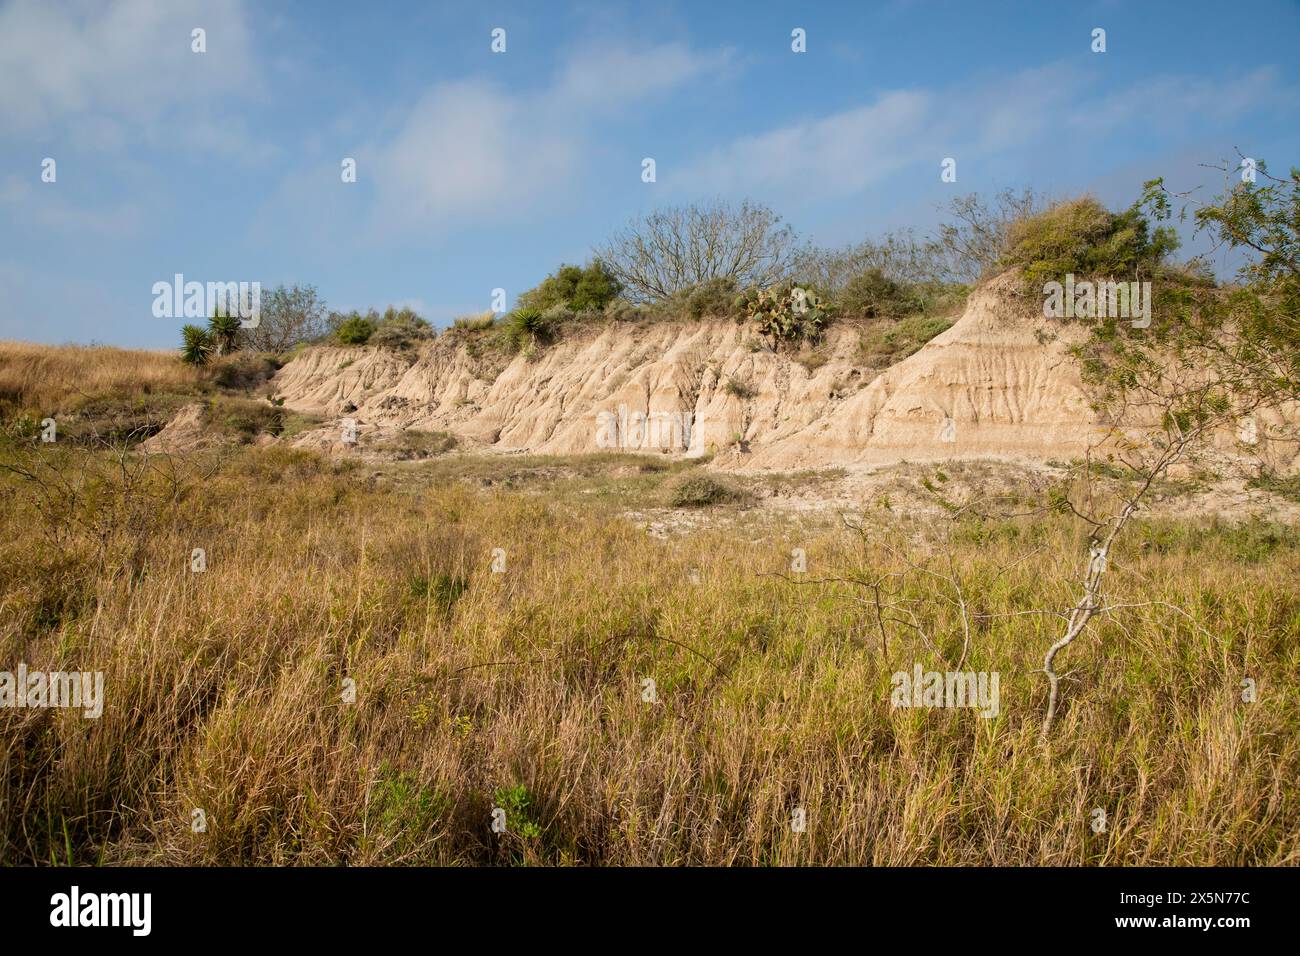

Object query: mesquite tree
[599,200,796,302]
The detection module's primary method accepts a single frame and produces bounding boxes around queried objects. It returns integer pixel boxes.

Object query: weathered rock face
[744,274,1099,469]
[140,402,215,454]
[268,275,1296,473]
[272,316,888,462]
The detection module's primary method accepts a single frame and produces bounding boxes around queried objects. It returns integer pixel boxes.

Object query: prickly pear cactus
[737,282,833,347]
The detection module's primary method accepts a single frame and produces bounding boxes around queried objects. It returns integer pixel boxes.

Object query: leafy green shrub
[370,309,433,349]
[519,261,622,313]
[737,282,834,347]
[4,412,41,441]
[665,472,745,507]
[371,765,449,861]
[910,280,971,316]
[836,268,920,318]
[669,277,740,319]
[999,197,1180,290]
[335,315,375,345]
[328,308,376,334]
[571,262,621,312]
[493,784,542,839]
[330,307,433,348]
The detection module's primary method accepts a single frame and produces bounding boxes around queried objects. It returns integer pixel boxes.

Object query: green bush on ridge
[518,261,622,314]
[998,196,1181,291]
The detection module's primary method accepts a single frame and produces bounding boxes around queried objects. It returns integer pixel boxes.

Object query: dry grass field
[0,340,202,413]
[1,412,1296,865]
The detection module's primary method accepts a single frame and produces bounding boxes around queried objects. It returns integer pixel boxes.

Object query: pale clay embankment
[143,274,1299,521]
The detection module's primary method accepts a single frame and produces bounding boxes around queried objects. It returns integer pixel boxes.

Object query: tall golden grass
[0,442,1296,865]
[0,340,199,412]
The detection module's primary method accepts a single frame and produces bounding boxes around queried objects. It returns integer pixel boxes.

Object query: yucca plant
[180,324,215,366]
[208,311,242,356]
[502,306,552,353]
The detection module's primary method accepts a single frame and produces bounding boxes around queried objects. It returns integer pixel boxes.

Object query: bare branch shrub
[598,199,796,302]
[242,283,328,353]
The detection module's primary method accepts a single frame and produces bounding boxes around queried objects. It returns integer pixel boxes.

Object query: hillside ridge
[264,274,1101,469]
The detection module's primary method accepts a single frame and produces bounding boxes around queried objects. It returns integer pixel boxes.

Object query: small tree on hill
[599,200,796,302]
[518,261,622,313]
[243,283,328,353]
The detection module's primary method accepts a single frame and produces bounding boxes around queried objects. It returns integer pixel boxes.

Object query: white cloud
[364,43,729,231]
[1067,66,1290,136]
[676,63,1292,204]
[554,42,732,110]
[677,66,1081,200]
[366,82,576,229]
[681,90,934,196]
[0,174,144,237]
[0,0,257,130]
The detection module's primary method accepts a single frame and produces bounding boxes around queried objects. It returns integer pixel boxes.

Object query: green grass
[1248,470,1300,503]
[857,314,954,367]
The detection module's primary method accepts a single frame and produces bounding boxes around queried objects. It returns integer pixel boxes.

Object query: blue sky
[1,0,1297,347]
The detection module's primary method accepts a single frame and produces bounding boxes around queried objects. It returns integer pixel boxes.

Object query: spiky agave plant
[208,310,242,356]
[180,324,215,366]
[504,306,552,353]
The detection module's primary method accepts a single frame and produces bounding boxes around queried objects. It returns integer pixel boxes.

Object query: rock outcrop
[265,275,1295,473]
